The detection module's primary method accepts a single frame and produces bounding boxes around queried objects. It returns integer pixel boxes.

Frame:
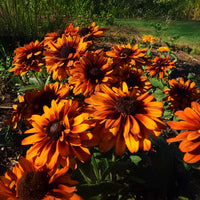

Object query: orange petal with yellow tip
[21,133,46,145]
[135,114,158,130]
[125,134,139,153]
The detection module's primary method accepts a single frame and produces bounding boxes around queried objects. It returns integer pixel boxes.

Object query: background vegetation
[0,0,200,49]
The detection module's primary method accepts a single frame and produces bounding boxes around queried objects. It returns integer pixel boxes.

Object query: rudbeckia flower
[44,35,91,81]
[23,82,71,117]
[85,82,165,155]
[142,35,157,44]
[163,77,200,111]
[167,102,200,163]
[157,46,170,52]
[112,64,152,92]
[145,56,175,79]
[68,50,113,97]
[22,99,96,169]
[44,24,79,46]
[77,22,106,42]
[5,82,71,128]
[106,43,150,68]
[4,96,27,129]
[9,40,45,76]
[0,157,82,200]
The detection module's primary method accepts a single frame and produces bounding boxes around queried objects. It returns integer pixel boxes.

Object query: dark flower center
[17,171,49,200]
[78,27,90,36]
[87,66,104,83]
[175,87,189,96]
[120,48,133,56]
[60,45,76,58]
[126,76,139,88]
[46,120,65,139]
[115,96,139,115]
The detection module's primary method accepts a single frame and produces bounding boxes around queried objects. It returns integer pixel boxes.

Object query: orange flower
[0,157,82,200]
[163,78,200,111]
[157,46,170,52]
[5,82,70,128]
[22,99,96,169]
[112,64,152,92]
[9,40,45,76]
[145,56,175,79]
[68,50,113,97]
[77,22,106,42]
[142,35,157,44]
[167,102,200,163]
[4,96,27,129]
[44,24,79,46]
[44,35,91,81]
[85,83,165,155]
[106,43,150,68]
[23,82,71,118]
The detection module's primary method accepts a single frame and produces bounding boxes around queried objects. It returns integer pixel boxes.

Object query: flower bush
[1,22,200,200]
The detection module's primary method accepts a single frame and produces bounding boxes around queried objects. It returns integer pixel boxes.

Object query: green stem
[32,71,43,89]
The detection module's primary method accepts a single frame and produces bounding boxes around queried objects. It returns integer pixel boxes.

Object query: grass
[114,19,200,54]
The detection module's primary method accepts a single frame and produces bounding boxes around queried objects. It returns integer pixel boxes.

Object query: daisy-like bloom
[44,24,79,46]
[142,35,157,44]
[44,35,91,81]
[77,22,107,42]
[167,102,200,163]
[0,156,82,200]
[68,50,113,97]
[5,82,70,128]
[145,56,175,79]
[9,40,45,76]
[112,64,152,92]
[157,46,170,52]
[24,82,71,118]
[106,43,150,68]
[22,99,96,169]
[163,78,200,111]
[85,82,165,155]
[4,96,27,129]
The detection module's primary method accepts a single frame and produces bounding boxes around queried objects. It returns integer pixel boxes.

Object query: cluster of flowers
[1,23,200,200]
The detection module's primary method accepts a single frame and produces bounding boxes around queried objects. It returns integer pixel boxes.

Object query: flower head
[5,82,70,128]
[85,83,165,155]
[167,102,200,163]
[157,46,170,52]
[77,22,106,42]
[10,41,45,76]
[112,65,152,92]
[146,56,175,79]
[0,157,82,200]
[68,50,113,97]
[22,99,96,169]
[163,77,200,111]
[44,24,79,46]
[44,35,91,81]
[106,43,150,68]
[142,35,157,44]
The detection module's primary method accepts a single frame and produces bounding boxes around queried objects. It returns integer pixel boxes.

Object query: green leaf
[130,155,142,165]
[0,66,5,71]
[148,77,165,90]
[153,88,167,101]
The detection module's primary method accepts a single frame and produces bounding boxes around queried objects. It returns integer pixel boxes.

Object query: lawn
[114,18,200,53]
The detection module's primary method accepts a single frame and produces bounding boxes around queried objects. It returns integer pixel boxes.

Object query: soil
[0,46,200,176]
